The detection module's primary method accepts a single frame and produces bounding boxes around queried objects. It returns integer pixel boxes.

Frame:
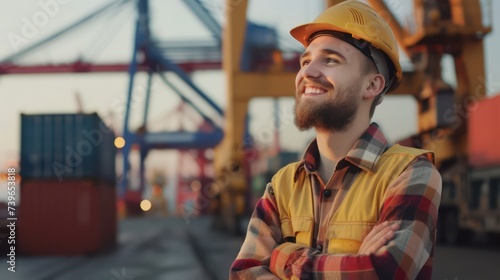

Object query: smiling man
[230,1,442,279]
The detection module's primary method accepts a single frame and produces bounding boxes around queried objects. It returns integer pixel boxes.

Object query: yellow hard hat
[290,0,402,93]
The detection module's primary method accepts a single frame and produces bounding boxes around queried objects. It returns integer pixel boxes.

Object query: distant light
[191,180,202,192]
[140,200,152,211]
[114,137,126,148]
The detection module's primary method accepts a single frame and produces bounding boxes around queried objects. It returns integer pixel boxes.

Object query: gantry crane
[0,0,226,206]
[364,0,494,243]
[379,0,495,244]
[0,0,300,219]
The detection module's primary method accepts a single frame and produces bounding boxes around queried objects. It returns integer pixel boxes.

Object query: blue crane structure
[1,0,296,206]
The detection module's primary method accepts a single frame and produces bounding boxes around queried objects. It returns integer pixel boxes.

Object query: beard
[294,78,361,131]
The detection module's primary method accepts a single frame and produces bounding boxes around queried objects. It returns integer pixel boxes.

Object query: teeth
[304,87,325,94]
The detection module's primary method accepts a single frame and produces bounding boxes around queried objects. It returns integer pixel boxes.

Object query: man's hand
[358,221,400,255]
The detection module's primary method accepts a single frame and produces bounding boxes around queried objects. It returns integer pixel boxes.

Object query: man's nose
[300,60,321,79]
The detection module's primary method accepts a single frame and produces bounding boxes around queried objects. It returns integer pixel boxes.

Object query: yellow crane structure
[211,0,297,232]
[213,0,494,237]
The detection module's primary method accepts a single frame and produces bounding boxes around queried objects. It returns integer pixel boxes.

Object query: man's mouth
[303,86,327,96]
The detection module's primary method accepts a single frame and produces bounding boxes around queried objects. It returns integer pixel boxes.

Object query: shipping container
[468,94,500,168]
[18,179,116,255]
[20,113,116,183]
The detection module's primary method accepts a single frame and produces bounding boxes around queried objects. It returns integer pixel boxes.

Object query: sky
[1,0,500,179]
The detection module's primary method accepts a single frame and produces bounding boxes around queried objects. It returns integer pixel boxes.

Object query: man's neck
[315,119,369,184]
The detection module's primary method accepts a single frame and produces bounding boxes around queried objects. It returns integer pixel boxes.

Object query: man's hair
[360,55,380,119]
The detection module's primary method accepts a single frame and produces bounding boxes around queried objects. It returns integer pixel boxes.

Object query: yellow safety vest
[271,144,433,254]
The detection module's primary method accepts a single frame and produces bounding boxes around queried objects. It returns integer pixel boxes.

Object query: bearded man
[230,1,442,279]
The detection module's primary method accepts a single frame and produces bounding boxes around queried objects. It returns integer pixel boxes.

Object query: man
[230,1,442,279]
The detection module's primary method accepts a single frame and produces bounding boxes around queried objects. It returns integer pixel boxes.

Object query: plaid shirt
[230,123,442,279]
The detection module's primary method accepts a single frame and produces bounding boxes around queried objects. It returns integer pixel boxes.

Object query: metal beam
[120,0,145,199]
[218,0,249,172]
[157,71,222,129]
[0,61,222,75]
[183,0,222,40]
[232,72,296,100]
[389,71,426,96]
[148,44,224,117]
[211,0,251,232]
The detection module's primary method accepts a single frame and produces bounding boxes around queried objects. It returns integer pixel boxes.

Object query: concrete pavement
[0,216,245,280]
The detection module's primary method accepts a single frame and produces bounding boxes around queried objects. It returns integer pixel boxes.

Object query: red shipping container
[468,94,500,168]
[18,180,116,255]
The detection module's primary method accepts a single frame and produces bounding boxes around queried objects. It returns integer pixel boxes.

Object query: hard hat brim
[291,23,348,47]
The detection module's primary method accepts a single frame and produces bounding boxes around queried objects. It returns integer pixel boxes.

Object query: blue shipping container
[20,113,116,183]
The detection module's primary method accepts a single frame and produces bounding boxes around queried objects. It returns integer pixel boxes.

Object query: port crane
[0,0,299,222]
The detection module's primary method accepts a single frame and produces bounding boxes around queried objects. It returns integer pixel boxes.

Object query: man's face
[294,35,366,131]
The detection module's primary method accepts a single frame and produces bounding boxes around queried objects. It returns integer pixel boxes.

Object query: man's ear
[363,74,385,100]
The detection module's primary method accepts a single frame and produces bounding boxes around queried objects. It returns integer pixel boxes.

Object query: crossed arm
[229,157,442,279]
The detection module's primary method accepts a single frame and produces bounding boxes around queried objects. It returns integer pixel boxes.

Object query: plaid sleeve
[374,154,442,279]
[229,183,282,280]
[269,155,442,279]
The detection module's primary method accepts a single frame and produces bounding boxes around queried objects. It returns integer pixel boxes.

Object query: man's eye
[300,60,311,67]
[325,58,339,64]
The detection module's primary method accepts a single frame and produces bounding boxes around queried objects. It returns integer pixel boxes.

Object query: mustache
[298,78,334,92]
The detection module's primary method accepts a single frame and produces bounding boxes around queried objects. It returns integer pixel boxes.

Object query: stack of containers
[468,94,500,168]
[18,113,117,255]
